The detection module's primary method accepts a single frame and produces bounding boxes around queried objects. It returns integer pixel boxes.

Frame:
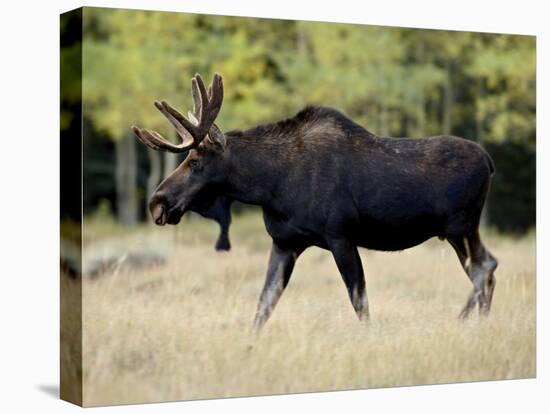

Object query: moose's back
[228,106,494,251]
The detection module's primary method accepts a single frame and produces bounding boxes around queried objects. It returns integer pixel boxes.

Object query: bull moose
[132,73,498,330]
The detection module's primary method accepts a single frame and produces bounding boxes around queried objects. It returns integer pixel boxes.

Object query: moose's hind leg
[484,265,497,313]
[449,231,497,319]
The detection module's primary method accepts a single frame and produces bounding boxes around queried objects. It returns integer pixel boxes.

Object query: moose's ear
[188,109,225,152]
[206,123,226,153]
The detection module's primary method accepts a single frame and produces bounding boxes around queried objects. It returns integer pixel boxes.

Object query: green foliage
[60,9,83,131]
[81,8,535,143]
[76,7,536,232]
[467,34,536,144]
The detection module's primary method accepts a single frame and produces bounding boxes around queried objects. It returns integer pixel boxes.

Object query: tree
[76,8,535,231]
[82,9,203,224]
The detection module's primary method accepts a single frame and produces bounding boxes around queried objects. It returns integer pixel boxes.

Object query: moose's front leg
[214,222,231,251]
[328,238,370,322]
[253,242,302,331]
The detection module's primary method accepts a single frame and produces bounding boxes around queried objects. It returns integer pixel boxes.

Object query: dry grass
[79,211,535,406]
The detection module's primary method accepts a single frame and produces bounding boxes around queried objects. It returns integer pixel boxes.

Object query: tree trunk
[162,151,180,242]
[475,79,486,144]
[442,61,454,135]
[414,33,426,137]
[115,133,138,225]
[296,23,307,57]
[163,152,178,179]
[146,149,162,217]
[481,197,490,228]
[380,104,389,136]
[417,96,426,137]
[476,79,490,227]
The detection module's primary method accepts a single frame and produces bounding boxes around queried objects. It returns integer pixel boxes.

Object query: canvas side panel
[60,7,83,407]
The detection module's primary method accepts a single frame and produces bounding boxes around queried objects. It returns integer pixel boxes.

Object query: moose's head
[132,73,227,226]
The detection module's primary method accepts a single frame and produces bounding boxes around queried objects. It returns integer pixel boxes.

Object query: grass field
[73,210,535,406]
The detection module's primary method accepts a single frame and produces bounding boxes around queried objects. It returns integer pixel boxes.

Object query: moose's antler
[132,73,224,153]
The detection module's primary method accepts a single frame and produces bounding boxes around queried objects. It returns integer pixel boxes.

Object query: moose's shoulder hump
[232,105,373,146]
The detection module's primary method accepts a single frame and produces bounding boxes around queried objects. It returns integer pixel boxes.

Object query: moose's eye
[189,158,202,172]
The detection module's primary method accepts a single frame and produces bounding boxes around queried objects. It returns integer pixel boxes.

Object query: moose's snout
[152,204,166,226]
[149,193,168,226]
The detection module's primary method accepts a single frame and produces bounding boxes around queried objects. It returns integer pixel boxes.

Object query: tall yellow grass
[79,211,535,406]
